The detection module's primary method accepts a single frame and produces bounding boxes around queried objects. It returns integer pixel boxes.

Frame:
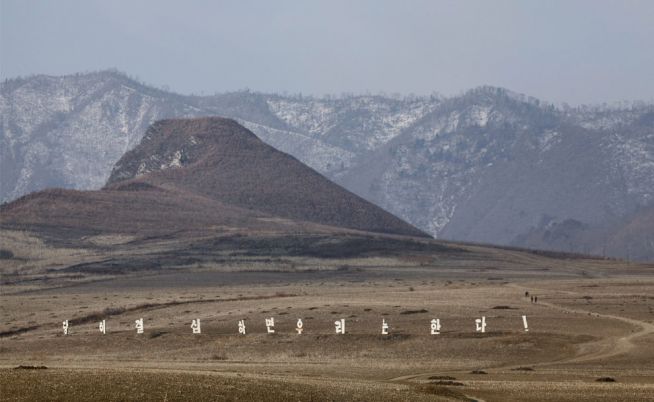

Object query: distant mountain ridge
[1,71,653,260]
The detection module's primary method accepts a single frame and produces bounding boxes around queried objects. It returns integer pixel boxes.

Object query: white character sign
[191,319,201,334]
[335,319,345,334]
[265,317,275,334]
[295,319,304,334]
[475,316,487,333]
[135,318,144,334]
[99,320,106,334]
[381,319,389,335]
[238,320,246,335]
[62,320,69,335]
[430,318,441,335]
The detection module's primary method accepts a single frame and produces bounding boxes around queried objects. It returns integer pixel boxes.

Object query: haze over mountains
[1,71,653,260]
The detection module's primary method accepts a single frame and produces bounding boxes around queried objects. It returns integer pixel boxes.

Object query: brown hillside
[0,185,337,238]
[1,118,427,240]
[105,117,428,238]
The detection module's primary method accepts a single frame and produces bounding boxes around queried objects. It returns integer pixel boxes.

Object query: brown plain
[1,233,653,401]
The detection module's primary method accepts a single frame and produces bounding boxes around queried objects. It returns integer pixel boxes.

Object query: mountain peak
[106,117,259,184]
[105,118,429,238]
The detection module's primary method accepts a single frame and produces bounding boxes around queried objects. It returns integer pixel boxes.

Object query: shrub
[0,249,15,259]
[596,377,616,382]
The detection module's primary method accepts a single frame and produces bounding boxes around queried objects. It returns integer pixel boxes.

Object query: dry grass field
[1,230,654,401]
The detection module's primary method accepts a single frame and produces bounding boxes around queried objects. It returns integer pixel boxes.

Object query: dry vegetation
[1,227,653,401]
[0,369,463,402]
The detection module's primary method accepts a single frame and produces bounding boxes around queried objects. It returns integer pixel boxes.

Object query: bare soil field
[2,258,654,401]
[1,228,653,401]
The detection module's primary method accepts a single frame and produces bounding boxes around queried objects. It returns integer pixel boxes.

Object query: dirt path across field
[387,282,654,385]
[506,283,654,367]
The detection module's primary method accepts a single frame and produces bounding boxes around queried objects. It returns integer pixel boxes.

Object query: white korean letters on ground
[430,318,441,335]
[335,319,345,334]
[191,318,201,334]
[265,317,275,334]
[475,316,487,333]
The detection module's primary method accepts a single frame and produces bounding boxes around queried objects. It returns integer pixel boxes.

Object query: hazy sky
[2,0,653,104]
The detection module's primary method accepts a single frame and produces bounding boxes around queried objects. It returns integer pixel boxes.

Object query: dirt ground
[2,259,653,401]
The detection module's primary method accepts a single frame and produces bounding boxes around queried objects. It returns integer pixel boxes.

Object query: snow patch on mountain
[238,119,355,175]
[266,99,337,136]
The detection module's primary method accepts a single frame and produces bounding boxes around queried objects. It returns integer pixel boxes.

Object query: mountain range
[1,71,653,260]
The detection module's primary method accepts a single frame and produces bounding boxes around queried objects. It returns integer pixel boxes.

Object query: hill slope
[1,117,427,239]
